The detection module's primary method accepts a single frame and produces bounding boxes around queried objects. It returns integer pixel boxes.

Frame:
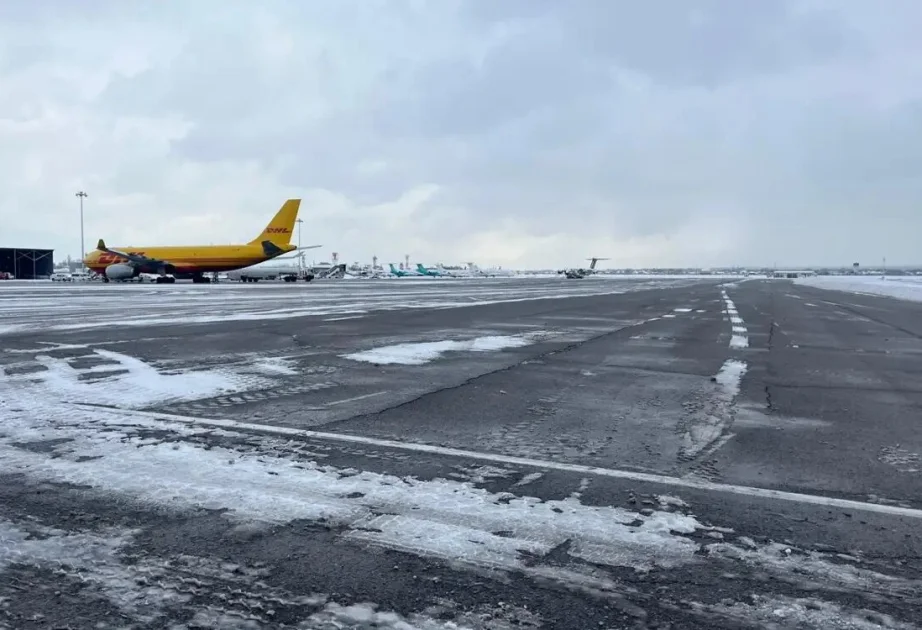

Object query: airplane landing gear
[191,275,211,284]
[155,276,176,284]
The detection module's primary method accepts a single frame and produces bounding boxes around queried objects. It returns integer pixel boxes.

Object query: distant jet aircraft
[560,257,609,279]
[84,199,312,284]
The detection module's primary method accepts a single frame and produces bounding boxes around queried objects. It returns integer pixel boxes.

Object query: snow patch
[678,360,747,460]
[691,594,917,630]
[0,383,711,585]
[879,445,921,473]
[716,359,747,396]
[706,542,921,607]
[305,601,475,629]
[342,333,546,365]
[250,356,299,375]
[569,477,591,499]
[674,307,693,312]
[795,275,922,304]
[2,348,251,408]
[657,494,689,509]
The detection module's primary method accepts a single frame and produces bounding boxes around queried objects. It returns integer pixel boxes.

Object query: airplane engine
[105,263,138,280]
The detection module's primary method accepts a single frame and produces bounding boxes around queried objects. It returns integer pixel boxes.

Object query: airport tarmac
[1,277,920,629]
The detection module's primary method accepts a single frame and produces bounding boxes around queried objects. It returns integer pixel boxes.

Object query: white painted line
[721,290,749,349]
[541,315,628,323]
[325,391,387,407]
[77,404,922,520]
[323,315,365,322]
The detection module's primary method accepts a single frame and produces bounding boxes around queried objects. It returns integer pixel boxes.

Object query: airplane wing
[96,239,169,268]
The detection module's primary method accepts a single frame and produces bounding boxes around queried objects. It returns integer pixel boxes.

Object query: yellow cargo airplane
[84,199,316,284]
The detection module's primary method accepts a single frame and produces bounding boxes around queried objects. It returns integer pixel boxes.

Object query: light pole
[75,191,88,267]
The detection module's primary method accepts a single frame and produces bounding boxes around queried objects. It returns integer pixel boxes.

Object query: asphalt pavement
[0,277,920,629]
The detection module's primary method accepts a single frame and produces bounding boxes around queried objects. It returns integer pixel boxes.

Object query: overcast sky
[2,1,920,269]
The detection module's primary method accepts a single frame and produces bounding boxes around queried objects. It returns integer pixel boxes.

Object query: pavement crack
[831,301,922,341]
[327,322,651,427]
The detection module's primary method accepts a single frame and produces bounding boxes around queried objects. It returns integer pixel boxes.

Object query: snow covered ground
[0,276,707,336]
[2,343,917,628]
[2,278,919,628]
[794,275,922,303]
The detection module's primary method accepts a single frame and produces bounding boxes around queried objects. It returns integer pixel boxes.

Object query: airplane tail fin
[249,199,301,246]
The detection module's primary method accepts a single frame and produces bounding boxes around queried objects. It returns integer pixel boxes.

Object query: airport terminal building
[0,247,54,280]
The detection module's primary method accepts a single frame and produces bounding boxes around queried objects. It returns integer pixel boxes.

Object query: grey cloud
[373,28,604,139]
[460,0,859,87]
[7,0,922,267]
[799,101,922,188]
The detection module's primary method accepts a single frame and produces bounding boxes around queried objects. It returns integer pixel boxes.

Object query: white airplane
[470,263,515,277]
[435,263,472,278]
[226,246,322,282]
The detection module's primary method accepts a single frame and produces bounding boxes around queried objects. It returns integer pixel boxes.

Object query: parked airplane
[388,263,421,277]
[434,264,472,278]
[470,263,515,278]
[415,263,444,277]
[560,257,609,279]
[84,199,306,283]
[226,249,325,283]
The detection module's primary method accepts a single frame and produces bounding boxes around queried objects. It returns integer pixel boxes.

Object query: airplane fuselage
[84,243,296,278]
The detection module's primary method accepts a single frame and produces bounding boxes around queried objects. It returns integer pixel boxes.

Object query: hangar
[771,269,816,279]
[0,247,55,280]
